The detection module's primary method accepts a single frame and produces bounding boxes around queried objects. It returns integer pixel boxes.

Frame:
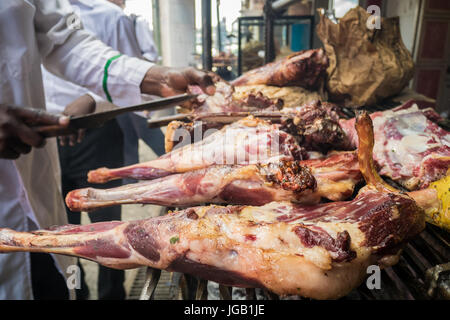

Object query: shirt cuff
[87,92,105,105]
[105,56,154,107]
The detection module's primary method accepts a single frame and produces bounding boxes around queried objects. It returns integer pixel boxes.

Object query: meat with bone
[88,117,308,184]
[354,110,449,231]
[0,190,423,299]
[232,84,326,109]
[68,161,317,210]
[66,152,361,212]
[340,102,450,190]
[231,48,329,90]
[184,81,283,114]
[164,100,350,153]
[0,113,426,299]
[168,100,448,190]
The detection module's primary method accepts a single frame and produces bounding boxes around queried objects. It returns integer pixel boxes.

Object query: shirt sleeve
[134,17,159,62]
[86,91,104,106]
[110,14,146,59]
[34,0,154,107]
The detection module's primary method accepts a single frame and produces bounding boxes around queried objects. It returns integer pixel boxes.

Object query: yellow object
[427,175,450,231]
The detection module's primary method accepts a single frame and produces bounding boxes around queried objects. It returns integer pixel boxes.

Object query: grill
[128,100,450,301]
[128,224,449,300]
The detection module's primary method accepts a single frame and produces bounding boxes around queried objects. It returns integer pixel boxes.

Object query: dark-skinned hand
[59,94,96,146]
[0,104,69,159]
[140,66,216,97]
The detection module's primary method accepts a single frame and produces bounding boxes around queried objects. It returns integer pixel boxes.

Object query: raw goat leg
[68,161,317,211]
[67,152,360,212]
[89,102,351,184]
[0,113,426,299]
[301,151,361,201]
[186,49,328,113]
[231,48,329,90]
[0,187,422,300]
[164,100,350,153]
[88,117,305,184]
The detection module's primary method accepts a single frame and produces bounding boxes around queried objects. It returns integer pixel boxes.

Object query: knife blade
[34,93,197,137]
[146,111,285,128]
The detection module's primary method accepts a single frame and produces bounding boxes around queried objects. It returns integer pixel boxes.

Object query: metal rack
[200,0,314,75]
[236,15,314,75]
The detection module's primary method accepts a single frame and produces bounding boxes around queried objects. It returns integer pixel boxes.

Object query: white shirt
[44,0,158,113]
[133,14,159,62]
[0,0,153,299]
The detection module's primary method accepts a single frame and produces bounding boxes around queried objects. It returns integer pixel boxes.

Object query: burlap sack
[316,6,415,107]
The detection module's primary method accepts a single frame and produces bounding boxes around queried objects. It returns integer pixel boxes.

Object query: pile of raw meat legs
[1,49,449,299]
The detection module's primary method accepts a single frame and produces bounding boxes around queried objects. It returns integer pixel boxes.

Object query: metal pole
[152,0,162,61]
[237,18,242,75]
[202,0,213,71]
[264,0,276,64]
[216,0,222,53]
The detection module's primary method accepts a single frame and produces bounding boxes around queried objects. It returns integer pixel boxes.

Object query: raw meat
[232,48,329,90]
[0,113,426,299]
[66,152,361,211]
[340,102,450,189]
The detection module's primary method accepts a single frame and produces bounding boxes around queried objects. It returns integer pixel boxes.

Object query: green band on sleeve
[102,54,122,103]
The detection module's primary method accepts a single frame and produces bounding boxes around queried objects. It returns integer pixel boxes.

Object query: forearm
[43,31,153,106]
[35,1,212,106]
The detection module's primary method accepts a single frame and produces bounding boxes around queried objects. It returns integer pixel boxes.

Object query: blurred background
[123,0,448,113]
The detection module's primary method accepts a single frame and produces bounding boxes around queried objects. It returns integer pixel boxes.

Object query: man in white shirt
[109,0,159,62]
[132,14,159,62]
[42,0,172,299]
[112,1,167,169]
[0,0,214,300]
[42,0,138,300]
[44,0,166,168]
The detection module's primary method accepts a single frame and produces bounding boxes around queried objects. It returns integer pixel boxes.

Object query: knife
[147,111,285,128]
[34,93,197,137]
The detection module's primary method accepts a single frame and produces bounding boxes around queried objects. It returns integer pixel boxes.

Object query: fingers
[69,133,77,146]
[58,136,66,147]
[140,66,217,97]
[0,147,19,159]
[183,68,216,95]
[9,138,32,155]
[77,129,86,144]
[58,135,72,147]
[6,117,45,148]
[59,129,84,147]
[0,105,64,160]
[0,138,31,159]
[57,94,95,147]
[12,106,69,127]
